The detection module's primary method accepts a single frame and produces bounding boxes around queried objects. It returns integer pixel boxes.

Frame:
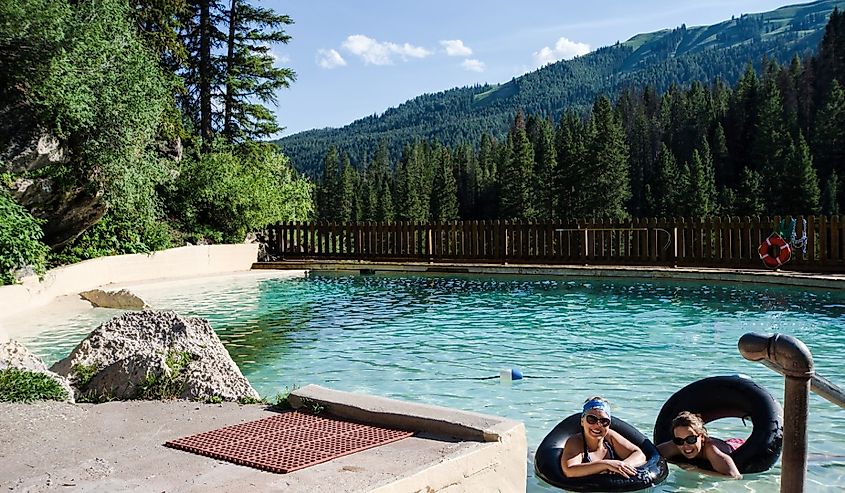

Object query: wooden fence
[264,216,845,272]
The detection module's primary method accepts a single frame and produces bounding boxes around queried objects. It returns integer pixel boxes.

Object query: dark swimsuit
[582,434,618,462]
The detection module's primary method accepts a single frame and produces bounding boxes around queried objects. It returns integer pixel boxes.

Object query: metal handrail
[758,359,845,410]
[738,332,845,493]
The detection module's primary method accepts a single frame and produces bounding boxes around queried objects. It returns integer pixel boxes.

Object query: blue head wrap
[582,399,611,417]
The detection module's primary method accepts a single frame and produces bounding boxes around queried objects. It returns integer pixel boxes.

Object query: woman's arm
[704,442,742,479]
[657,440,680,458]
[560,434,637,478]
[608,430,647,467]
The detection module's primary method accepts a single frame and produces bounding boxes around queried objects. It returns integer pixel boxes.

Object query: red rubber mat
[164,410,414,473]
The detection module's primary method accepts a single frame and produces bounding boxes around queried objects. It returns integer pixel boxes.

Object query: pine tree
[676,162,692,216]
[338,153,356,223]
[377,177,394,222]
[534,117,557,218]
[179,0,295,147]
[584,96,630,218]
[822,170,841,214]
[694,136,718,215]
[812,81,845,186]
[453,142,477,218]
[727,64,760,178]
[221,0,296,142]
[430,146,459,221]
[477,133,499,219]
[555,111,586,217]
[782,133,820,215]
[754,81,791,210]
[499,112,536,219]
[652,143,678,216]
[736,167,765,216]
[317,145,339,220]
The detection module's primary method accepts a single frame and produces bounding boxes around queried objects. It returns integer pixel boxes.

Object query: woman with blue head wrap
[559,396,646,479]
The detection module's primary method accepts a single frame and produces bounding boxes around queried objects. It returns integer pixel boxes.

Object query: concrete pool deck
[0,385,527,493]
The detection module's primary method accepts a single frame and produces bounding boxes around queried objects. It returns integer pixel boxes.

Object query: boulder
[0,340,75,402]
[11,178,107,250]
[50,311,259,402]
[80,289,148,310]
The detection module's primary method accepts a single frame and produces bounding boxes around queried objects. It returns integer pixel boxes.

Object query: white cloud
[461,59,485,72]
[316,48,346,69]
[532,37,590,66]
[342,34,432,65]
[441,39,472,57]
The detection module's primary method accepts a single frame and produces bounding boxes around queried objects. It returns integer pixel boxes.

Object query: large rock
[0,340,75,402]
[80,289,148,310]
[50,311,259,402]
[11,177,107,250]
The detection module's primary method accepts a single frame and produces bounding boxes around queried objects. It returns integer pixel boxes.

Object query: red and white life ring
[758,233,791,268]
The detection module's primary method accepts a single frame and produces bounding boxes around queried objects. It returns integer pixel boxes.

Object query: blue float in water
[500,368,524,381]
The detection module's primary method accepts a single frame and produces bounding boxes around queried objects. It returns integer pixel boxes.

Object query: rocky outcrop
[80,289,148,310]
[10,178,107,250]
[50,311,259,402]
[0,340,75,402]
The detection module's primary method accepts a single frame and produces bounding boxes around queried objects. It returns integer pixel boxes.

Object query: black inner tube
[535,414,668,492]
[653,375,784,474]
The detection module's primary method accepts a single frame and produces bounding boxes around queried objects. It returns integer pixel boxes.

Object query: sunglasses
[584,414,611,427]
[672,435,699,446]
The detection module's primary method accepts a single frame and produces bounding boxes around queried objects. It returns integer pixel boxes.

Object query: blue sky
[265,0,803,136]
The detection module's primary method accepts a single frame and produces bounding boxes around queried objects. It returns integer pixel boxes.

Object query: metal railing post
[738,332,814,493]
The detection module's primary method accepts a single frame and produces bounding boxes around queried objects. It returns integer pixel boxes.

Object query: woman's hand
[603,460,637,478]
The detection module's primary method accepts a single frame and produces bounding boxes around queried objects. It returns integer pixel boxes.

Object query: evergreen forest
[283,0,845,178]
[313,8,845,224]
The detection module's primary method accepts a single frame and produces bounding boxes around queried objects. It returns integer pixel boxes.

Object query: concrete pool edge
[288,385,528,492]
[253,260,845,290]
[0,388,527,493]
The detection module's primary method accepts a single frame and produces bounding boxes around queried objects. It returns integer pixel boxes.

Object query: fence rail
[264,216,845,272]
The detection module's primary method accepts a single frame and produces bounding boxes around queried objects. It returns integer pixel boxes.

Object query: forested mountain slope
[276,0,845,176]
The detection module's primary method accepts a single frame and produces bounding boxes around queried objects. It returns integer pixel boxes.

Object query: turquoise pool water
[18,271,845,492]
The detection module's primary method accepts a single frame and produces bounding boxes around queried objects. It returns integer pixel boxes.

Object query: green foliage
[237,396,264,405]
[31,0,171,209]
[50,210,173,266]
[0,193,50,285]
[136,350,195,400]
[430,146,459,221]
[585,97,630,219]
[269,384,300,410]
[500,113,536,219]
[0,369,68,403]
[169,143,314,242]
[71,363,97,388]
[299,397,326,415]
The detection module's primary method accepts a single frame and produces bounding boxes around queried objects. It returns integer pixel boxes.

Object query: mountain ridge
[276,0,845,176]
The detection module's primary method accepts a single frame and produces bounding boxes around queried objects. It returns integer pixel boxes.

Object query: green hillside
[276,0,845,176]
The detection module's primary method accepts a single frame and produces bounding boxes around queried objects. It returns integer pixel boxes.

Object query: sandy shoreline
[0,270,306,344]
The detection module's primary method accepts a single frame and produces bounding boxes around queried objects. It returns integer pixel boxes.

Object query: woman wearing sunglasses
[559,397,646,478]
[656,411,742,479]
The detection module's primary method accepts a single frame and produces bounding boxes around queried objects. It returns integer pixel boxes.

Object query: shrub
[168,142,314,243]
[0,193,50,285]
[0,368,68,402]
[136,350,195,400]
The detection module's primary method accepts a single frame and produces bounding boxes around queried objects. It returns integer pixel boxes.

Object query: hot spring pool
[16,271,845,492]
